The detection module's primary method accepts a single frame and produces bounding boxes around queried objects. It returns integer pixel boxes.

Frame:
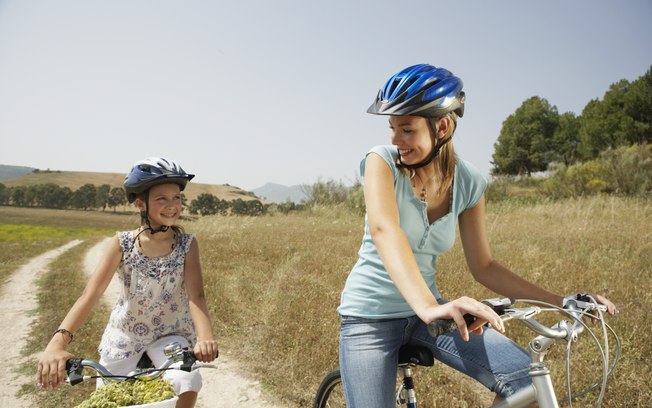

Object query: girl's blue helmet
[367,64,465,119]
[124,157,194,203]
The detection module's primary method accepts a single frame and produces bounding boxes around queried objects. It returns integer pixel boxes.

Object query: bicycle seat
[398,345,434,367]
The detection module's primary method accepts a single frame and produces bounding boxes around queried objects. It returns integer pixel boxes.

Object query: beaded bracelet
[52,328,74,343]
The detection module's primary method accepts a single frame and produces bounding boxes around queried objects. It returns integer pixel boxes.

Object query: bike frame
[313,297,617,408]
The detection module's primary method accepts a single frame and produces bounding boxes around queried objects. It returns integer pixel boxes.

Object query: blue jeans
[339,315,531,408]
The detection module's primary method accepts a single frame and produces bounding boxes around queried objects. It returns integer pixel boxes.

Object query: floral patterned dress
[98,231,197,359]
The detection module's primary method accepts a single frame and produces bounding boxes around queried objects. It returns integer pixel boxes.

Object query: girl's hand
[36,348,74,391]
[193,339,219,363]
[424,296,505,342]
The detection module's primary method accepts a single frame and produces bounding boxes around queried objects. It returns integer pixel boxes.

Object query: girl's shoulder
[115,230,137,249]
[177,232,196,253]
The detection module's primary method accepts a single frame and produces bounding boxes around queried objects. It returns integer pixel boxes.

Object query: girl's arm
[184,237,218,362]
[458,196,617,314]
[37,235,122,390]
[364,153,504,340]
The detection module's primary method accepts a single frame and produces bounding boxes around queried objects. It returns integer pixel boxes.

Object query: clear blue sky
[1,1,650,191]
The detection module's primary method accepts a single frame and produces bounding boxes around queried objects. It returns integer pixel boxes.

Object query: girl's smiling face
[138,183,182,228]
[388,115,435,165]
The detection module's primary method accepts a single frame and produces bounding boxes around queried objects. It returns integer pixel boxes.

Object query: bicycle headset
[123,157,194,234]
[367,63,466,170]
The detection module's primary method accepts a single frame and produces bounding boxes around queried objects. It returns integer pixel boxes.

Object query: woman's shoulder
[361,145,398,177]
[455,156,487,183]
[368,145,398,160]
[454,156,488,208]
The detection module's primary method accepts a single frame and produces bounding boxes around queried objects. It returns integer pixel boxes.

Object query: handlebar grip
[180,349,197,372]
[66,358,85,386]
[427,313,475,337]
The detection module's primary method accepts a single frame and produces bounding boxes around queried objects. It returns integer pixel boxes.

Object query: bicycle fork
[396,365,418,408]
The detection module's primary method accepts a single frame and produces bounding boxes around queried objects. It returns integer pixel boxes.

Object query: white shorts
[97,335,202,395]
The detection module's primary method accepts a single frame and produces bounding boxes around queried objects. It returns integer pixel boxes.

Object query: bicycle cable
[513,299,620,408]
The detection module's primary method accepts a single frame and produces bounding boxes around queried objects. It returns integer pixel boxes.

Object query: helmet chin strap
[136,191,170,239]
[396,118,452,171]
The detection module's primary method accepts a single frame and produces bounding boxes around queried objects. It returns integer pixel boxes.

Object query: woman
[337,64,617,407]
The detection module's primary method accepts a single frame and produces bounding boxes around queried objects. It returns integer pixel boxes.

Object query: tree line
[0,182,271,217]
[0,183,128,211]
[492,65,652,176]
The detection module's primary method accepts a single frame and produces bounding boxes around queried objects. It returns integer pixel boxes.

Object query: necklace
[411,169,437,202]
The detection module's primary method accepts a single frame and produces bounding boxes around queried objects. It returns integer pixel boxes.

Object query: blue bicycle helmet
[367,63,465,118]
[124,157,194,203]
[368,64,465,170]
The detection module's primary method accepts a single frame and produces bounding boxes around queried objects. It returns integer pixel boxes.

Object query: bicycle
[65,341,216,407]
[313,295,620,408]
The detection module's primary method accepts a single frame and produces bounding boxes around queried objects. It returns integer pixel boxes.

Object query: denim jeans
[339,315,531,408]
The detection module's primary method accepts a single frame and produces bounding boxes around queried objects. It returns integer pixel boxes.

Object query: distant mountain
[251,182,310,204]
[0,164,36,181]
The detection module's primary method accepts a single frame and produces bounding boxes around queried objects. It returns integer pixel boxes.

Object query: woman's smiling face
[388,115,435,165]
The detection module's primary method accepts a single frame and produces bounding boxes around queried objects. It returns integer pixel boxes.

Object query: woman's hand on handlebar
[37,347,74,391]
[193,339,219,363]
[426,296,505,342]
[566,291,619,320]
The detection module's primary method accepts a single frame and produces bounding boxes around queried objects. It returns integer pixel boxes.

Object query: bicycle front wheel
[313,368,345,408]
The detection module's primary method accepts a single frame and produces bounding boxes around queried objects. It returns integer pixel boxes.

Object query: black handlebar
[65,346,198,386]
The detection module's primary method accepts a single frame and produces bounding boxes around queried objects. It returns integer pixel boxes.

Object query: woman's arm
[37,235,122,390]
[184,237,218,362]
[458,196,619,313]
[364,154,504,339]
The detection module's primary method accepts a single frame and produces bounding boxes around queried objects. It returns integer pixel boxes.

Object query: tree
[189,193,221,216]
[231,199,265,216]
[578,68,652,160]
[107,187,127,212]
[552,112,581,166]
[492,96,559,175]
[578,80,631,160]
[36,183,72,208]
[96,184,111,211]
[10,186,27,207]
[623,65,652,144]
[0,183,7,205]
[69,184,97,210]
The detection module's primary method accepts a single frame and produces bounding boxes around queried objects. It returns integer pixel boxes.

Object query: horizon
[1,1,650,190]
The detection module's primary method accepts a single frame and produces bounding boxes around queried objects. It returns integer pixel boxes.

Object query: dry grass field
[3,196,650,407]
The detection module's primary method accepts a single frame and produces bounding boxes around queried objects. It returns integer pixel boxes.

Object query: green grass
[0,206,134,287]
[9,198,652,407]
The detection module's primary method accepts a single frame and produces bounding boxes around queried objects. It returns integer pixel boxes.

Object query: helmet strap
[138,191,170,236]
[396,118,452,171]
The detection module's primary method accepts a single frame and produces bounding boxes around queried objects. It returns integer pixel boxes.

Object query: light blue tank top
[337,145,488,318]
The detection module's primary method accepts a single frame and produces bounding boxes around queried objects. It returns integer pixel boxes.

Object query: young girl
[337,64,617,407]
[37,157,218,408]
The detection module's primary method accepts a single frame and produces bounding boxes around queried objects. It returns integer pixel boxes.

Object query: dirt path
[85,238,285,408]
[0,240,83,408]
